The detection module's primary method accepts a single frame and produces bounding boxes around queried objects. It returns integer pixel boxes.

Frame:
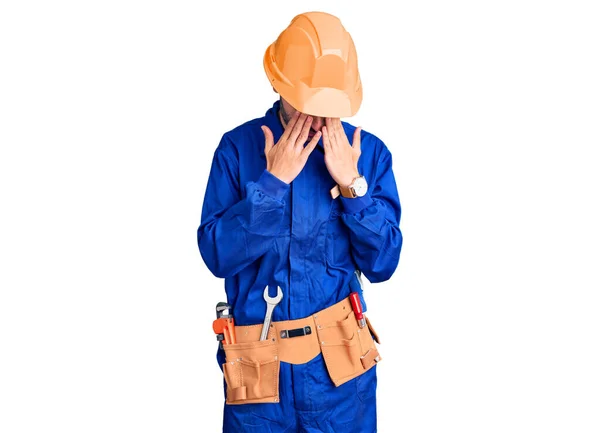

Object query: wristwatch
[337,175,368,198]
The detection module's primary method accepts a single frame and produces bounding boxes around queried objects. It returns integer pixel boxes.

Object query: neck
[278,104,290,129]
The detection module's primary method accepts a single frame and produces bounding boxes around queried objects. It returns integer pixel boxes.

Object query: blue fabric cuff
[256,169,289,201]
[341,192,374,214]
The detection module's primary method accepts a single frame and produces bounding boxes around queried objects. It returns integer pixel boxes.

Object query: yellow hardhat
[264,11,363,118]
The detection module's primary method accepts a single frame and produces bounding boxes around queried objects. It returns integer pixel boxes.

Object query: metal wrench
[260,285,283,341]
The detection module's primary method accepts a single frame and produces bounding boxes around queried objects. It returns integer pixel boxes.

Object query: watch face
[353,177,368,197]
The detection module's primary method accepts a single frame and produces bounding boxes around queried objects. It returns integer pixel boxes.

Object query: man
[198,11,402,432]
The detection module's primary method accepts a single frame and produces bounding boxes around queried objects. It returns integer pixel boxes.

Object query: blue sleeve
[197,137,290,278]
[339,142,403,283]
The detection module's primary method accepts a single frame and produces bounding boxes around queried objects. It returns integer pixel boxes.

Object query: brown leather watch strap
[330,184,355,199]
[330,185,341,199]
[339,183,355,198]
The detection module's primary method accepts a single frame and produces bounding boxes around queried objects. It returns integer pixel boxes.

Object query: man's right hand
[261,112,322,184]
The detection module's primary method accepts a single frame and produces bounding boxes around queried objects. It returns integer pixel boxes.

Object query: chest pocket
[325,198,353,267]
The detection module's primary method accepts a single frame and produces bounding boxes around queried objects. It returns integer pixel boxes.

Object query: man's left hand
[322,118,362,187]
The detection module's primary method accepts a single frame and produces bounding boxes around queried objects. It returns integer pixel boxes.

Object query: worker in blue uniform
[197,11,403,433]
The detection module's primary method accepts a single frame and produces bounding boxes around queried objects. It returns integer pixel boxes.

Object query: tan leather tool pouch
[314,301,382,387]
[222,337,280,405]
[219,297,382,403]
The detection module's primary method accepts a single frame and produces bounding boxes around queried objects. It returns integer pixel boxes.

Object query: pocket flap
[360,347,381,369]
[230,386,247,401]
[318,311,356,342]
[223,338,278,363]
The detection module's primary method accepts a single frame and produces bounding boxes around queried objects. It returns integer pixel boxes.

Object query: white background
[1,1,599,432]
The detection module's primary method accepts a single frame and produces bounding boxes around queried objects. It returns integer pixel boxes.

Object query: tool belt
[221,296,382,405]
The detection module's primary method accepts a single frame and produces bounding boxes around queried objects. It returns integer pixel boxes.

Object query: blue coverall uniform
[198,100,403,432]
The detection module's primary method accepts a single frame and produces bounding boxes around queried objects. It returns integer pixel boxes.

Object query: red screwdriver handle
[349,292,366,328]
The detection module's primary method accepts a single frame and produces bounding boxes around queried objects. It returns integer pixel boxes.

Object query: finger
[325,118,337,148]
[301,130,322,159]
[335,119,346,143]
[261,125,274,155]
[288,113,308,144]
[333,118,343,134]
[295,115,313,148]
[352,127,362,151]
[322,126,330,153]
[281,111,301,141]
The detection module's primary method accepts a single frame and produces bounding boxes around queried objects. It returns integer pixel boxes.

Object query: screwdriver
[349,292,366,328]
